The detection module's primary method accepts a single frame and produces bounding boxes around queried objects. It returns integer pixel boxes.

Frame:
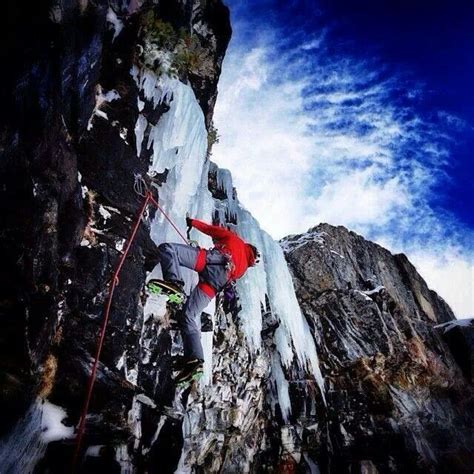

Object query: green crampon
[176,370,203,388]
[146,282,184,305]
[146,282,162,295]
[168,292,184,305]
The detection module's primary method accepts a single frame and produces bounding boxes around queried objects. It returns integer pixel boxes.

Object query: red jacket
[190,219,255,281]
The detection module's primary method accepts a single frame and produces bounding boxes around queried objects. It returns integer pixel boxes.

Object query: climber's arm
[188,218,233,240]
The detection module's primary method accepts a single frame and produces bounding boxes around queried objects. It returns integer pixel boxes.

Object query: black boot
[167,279,185,293]
[174,358,204,386]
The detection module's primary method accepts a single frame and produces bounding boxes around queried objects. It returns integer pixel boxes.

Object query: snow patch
[125,365,138,385]
[81,238,92,247]
[40,401,74,443]
[106,8,123,41]
[87,85,121,131]
[355,290,373,302]
[280,232,326,253]
[143,294,168,322]
[363,285,385,296]
[81,185,88,199]
[116,351,126,371]
[135,393,157,409]
[116,238,126,252]
[86,445,105,457]
[434,318,474,333]
[98,205,112,221]
[330,249,345,259]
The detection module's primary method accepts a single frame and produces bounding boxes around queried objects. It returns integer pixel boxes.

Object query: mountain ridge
[0,1,472,473]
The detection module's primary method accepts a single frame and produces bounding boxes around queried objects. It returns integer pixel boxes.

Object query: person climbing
[155,217,260,385]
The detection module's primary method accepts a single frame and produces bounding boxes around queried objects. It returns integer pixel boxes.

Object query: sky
[211,0,474,317]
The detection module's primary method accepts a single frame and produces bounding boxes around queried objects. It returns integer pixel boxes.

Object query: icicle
[132,65,326,416]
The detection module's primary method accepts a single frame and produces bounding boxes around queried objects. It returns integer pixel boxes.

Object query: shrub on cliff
[138,10,214,81]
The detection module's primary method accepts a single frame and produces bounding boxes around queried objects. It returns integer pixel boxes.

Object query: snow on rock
[280,231,326,253]
[106,7,123,41]
[143,293,168,323]
[98,204,112,221]
[115,444,134,472]
[363,285,385,296]
[330,249,345,259]
[434,317,474,333]
[85,445,105,457]
[40,401,74,443]
[0,400,73,473]
[87,85,121,131]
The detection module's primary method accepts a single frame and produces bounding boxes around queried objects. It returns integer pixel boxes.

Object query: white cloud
[410,250,474,317]
[312,169,409,227]
[212,30,474,317]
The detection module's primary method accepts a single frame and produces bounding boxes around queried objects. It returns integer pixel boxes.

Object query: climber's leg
[158,242,200,286]
[180,285,212,361]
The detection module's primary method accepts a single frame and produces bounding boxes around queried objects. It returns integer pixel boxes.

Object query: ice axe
[186,213,199,248]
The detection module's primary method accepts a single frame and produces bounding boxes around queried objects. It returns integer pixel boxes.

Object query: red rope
[149,194,188,244]
[72,190,190,469]
[72,192,151,469]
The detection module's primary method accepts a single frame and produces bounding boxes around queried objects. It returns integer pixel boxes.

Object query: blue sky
[212,0,473,316]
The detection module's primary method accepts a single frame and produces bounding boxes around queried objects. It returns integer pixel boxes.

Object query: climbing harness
[72,180,189,469]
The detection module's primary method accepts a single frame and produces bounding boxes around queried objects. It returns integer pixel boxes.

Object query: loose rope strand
[72,189,189,470]
[72,192,151,470]
[149,194,189,244]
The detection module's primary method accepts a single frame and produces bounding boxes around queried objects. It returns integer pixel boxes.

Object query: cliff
[0,1,472,473]
[281,224,474,473]
[0,1,322,471]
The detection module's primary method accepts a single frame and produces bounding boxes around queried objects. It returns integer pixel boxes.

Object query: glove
[223,282,236,302]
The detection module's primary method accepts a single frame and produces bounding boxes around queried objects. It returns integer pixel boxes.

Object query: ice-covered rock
[281,224,474,472]
[0,1,472,473]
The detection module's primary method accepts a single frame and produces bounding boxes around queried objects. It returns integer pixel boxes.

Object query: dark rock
[281,224,474,473]
[0,0,232,470]
[1,1,472,472]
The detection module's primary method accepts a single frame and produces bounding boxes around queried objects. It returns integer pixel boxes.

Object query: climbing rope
[134,173,188,244]
[149,194,189,244]
[133,172,148,198]
[72,184,188,469]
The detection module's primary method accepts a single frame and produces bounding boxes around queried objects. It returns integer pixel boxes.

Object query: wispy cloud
[212,27,474,316]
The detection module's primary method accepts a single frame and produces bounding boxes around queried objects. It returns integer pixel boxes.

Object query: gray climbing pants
[158,243,228,361]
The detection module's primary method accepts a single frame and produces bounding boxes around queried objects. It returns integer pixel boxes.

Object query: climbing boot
[174,358,204,386]
[146,279,185,305]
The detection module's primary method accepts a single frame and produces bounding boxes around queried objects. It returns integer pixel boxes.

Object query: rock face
[1,1,323,472]
[281,224,474,473]
[0,1,473,473]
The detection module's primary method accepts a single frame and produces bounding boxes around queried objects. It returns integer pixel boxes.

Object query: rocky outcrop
[1,1,473,473]
[281,224,474,473]
[0,0,232,471]
[1,1,318,472]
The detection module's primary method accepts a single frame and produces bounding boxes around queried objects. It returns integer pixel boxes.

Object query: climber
[156,217,260,384]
